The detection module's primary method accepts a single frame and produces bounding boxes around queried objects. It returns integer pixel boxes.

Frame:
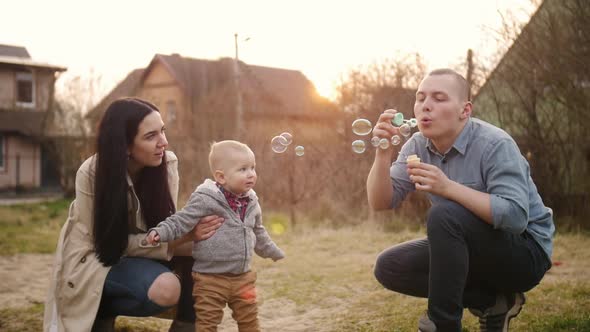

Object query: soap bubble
[399,123,412,137]
[370,136,380,147]
[271,136,288,153]
[352,119,373,136]
[391,112,405,126]
[391,135,401,146]
[280,132,293,145]
[294,145,305,156]
[409,118,418,128]
[379,138,389,150]
[352,140,366,153]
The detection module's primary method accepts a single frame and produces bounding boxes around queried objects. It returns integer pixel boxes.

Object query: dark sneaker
[468,292,526,332]
[418,311,437,332]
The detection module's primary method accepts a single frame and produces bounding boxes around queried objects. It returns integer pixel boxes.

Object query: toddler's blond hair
[208,140,253,175]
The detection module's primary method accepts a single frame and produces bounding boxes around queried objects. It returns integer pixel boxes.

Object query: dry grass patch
[0,203,589,331]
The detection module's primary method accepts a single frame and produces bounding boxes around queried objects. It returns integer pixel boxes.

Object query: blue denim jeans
[96,256,195,322]
[374,201,551,332]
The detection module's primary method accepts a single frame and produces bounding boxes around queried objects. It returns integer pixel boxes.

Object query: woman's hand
[192,215,224,241]
[170,215,224,256]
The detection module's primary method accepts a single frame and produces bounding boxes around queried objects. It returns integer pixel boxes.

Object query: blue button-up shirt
[390,117,555,259]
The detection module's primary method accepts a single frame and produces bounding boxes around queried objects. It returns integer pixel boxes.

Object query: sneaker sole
[503,292,526,332]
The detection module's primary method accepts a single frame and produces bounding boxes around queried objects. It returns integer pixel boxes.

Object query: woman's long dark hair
[93,97,175,266]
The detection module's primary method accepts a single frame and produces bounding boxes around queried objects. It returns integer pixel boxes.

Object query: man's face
[413,74,468,143]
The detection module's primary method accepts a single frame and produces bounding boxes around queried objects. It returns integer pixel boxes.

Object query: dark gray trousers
[374,201,551,332]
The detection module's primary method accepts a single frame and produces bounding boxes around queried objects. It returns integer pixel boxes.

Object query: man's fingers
[415,183,431,191]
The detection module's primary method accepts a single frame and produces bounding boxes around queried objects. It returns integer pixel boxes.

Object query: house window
[166,100,177,124]
[0,135,4,170]
[16,71,35,107]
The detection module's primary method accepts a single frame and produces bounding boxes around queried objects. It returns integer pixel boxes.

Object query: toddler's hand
[272,249,286,261]
[145,230,160,245]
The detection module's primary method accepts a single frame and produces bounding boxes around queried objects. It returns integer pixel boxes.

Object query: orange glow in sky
[2,0,537,100]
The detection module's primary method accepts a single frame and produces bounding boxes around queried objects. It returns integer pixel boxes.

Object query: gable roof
[240,63,318,115]
[86,68,145,122]
[88,53,325,122]
[473,1,546,100]
[151,53,320,115]
[0,44,66,71]
[0,44,30,58]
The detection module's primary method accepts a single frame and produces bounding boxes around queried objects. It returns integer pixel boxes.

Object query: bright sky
[2,0,537,100]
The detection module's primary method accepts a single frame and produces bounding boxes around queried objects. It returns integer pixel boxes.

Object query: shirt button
[67,282,74,288]
[80,256,86,263]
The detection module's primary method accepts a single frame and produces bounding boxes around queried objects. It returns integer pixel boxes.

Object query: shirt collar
[216,183,250,200]
[425,117,472,156]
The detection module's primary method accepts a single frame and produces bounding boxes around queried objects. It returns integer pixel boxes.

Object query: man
[367,68,554,332]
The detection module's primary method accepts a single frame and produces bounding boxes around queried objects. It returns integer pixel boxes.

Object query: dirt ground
[0,254,54,309]
[0,254,327,332]
[1,232,588,332]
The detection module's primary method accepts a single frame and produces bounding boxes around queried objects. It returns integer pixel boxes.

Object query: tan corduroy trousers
[192,271,259,332]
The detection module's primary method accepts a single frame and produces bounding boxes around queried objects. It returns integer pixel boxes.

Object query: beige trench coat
[43,151,179,332]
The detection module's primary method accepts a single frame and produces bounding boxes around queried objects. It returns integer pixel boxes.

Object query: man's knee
[374,250,404,291]
[148,272,181,307]
[374,251,389,287]
[426,201,469,234]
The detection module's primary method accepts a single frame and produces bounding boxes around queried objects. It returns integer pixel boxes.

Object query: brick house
[87,53,338,201]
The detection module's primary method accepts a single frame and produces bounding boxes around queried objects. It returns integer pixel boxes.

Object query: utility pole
[234,33,243,139]
[466,49,474,99]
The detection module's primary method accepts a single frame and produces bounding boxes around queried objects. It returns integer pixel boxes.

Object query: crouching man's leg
[426,201,551,332]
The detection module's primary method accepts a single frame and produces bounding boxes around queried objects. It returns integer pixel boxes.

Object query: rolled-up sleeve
[484,139,529,234]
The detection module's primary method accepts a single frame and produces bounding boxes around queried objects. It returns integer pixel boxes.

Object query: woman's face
[128,111,168,171]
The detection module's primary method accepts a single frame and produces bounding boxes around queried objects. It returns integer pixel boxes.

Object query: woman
[43,97,223,332]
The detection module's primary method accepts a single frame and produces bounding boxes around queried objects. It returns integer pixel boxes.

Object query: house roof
[240,62,317,115]
[473,1,546,100]
[152,53,320,115]
[0,110,45,136]
[86,68,145,122]
[88,53,324,122]
[0,44,30,58]
[0,44,66,71]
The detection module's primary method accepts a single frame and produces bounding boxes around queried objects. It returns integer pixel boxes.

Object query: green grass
[0,304,44,332]
[0,199,70,255]
[1,204,589,331]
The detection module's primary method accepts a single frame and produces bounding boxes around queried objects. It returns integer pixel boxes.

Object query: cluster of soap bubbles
[350,110,418,154]
[270,132,305,156]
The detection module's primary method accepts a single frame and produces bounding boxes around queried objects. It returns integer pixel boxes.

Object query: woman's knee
[148,272,181,307]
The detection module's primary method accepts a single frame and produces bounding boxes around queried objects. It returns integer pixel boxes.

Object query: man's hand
[372,109,401,140]
[407,162,453,198]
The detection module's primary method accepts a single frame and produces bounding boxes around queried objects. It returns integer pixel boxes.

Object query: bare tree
[43,70,104,195]
[321,55,430,224]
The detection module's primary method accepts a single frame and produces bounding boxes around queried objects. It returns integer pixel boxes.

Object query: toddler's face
[222,150,257,195]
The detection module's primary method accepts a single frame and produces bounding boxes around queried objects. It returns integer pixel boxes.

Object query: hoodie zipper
[206,185,257,273]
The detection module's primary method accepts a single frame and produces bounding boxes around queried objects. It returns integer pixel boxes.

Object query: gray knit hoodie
[150,179,284,274]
